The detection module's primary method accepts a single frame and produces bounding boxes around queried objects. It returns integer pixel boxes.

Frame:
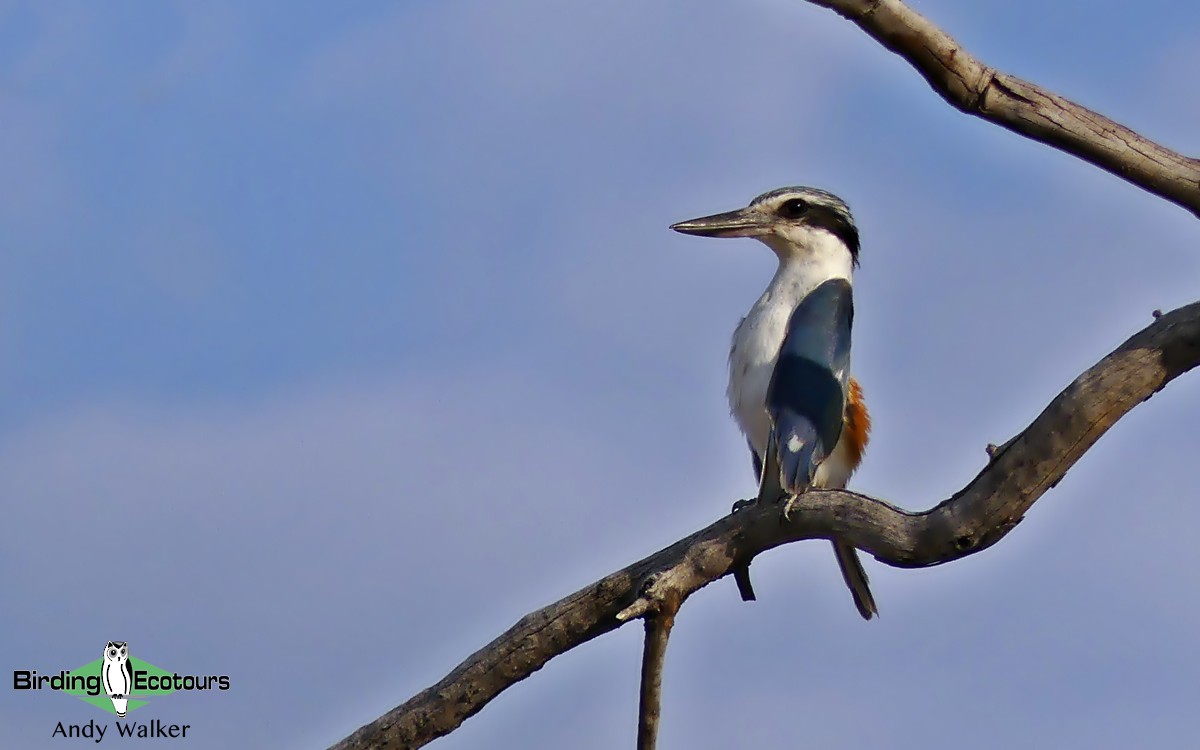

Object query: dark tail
[832,540,877,620]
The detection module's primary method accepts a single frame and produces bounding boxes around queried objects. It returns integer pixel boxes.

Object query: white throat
[759,229,854,308]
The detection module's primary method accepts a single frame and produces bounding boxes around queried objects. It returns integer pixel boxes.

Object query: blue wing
[766,278,853,494]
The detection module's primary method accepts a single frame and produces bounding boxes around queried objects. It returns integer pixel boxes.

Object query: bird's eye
[777,198,809,219]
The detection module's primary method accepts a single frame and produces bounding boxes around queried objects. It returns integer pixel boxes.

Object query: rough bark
[328,301,1200,750]
[809,0,1200,217]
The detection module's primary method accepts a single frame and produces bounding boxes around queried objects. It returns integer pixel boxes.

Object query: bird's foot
[730,497,757,514]
[779,493,801,522]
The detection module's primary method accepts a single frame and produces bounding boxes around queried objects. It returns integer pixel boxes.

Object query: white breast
[727,244,853,486]
[728,298,791,462]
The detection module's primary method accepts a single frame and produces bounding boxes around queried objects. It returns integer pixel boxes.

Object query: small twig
[732,564,756,600]
[636,593,681,750]
[986,437,1017,462]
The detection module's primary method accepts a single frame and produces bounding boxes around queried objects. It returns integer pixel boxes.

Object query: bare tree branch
[636,596,680,750]
[807,0,1200,218]
[328,301,1200,750]
[327,4,1200,747]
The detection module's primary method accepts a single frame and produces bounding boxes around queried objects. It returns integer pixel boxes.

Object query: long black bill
[669,208,768,238]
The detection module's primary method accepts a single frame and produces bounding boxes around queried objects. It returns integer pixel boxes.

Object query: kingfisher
[671,186,877,620]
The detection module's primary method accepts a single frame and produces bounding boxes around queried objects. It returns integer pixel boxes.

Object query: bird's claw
[731,497,756,514]
[779,494,799,523]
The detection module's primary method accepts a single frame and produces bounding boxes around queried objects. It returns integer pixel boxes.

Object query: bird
[671,186,877,620]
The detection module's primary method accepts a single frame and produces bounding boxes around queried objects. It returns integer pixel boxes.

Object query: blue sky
[2,1,1198,748]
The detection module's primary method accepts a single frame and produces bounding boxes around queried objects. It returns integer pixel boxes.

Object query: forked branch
[328,301,1200,750]
[636,594,680,750]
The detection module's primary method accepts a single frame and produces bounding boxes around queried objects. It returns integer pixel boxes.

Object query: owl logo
[102,641,133,718]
